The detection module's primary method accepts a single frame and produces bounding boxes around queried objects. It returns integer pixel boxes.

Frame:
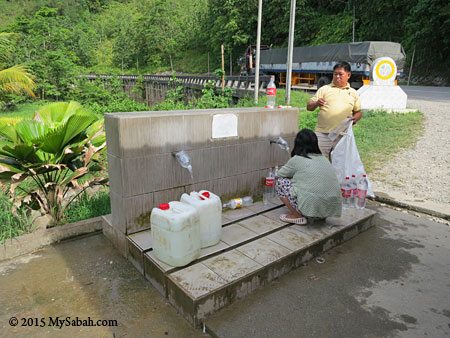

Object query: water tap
[172,150,192,171]
[270,136,290,154]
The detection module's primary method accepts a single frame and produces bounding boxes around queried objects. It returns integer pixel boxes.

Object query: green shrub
[68,77,150,114]
[87,99,149,114]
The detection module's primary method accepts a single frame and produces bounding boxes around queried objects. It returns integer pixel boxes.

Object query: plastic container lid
[201,191,210,199]
[159,203,170,210]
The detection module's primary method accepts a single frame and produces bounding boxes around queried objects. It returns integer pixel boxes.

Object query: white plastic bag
[330,121,374,197]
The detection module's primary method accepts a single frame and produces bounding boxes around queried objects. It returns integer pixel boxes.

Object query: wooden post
[230,51,232,76]
[221,44,225,92]
[208,52,210,75]
[170,55,173,73]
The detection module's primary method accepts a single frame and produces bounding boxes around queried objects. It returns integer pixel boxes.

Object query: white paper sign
[212,114,238,139]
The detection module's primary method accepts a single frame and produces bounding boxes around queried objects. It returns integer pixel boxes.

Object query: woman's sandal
[279,214,308,225]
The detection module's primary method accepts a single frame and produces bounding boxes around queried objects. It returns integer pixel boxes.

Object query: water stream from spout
[187,165,196,192]
[173,151,196,192]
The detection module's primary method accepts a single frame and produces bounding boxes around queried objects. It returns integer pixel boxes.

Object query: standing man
[306,62,362,159]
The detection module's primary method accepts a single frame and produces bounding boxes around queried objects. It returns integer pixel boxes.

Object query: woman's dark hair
[291,128,322,158]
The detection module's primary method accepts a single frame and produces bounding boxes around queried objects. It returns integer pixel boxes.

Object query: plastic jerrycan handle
[171,205,184,214]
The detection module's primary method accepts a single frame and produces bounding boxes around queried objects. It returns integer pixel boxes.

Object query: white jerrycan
[180,190,222,248]
[150,201,201,267]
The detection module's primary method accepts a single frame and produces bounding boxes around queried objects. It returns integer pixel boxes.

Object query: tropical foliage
[0,32,36,104]
[0,101,107,222]
[67,76,150,114]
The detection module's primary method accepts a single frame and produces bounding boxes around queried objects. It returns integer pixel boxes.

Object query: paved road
[206,203,450,338]
[400,85,450,103]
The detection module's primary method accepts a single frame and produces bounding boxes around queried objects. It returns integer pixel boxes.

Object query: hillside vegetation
[0,0,449,102]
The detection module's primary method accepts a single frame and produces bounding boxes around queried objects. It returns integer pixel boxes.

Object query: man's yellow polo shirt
[311,82,361,133]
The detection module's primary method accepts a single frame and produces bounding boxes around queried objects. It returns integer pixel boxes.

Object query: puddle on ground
[0,234,205,338]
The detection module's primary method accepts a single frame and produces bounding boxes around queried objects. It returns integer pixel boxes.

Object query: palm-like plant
[0,32,36,104]
[0,101,107,222]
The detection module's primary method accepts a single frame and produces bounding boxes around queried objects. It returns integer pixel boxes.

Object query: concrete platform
[102,200,376,327]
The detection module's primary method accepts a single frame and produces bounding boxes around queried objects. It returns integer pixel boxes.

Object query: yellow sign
[375,60,395,80]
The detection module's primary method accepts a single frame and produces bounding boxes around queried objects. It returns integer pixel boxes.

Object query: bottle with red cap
[341,177,352,210]
[356,174,369,210]
[264,168,275,205]
[349,174,357,207]
[266,76,276,109]
[180,190,222,248]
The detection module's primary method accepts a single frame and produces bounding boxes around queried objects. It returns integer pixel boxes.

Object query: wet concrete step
[116,201,376,327]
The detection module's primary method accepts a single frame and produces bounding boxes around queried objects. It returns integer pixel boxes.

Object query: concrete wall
[105,107,299,235]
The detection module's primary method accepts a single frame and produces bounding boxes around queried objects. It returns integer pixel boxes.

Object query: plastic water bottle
[266,76,276,108]
[274,165,279,177]
[263,168,275,205]
[341,177,352,210]
[270,168,276,197]
[223,196,253,209]
[349,174,357,207]
[356,174,369,210]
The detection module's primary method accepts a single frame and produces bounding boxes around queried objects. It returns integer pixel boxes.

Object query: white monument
[357,57,407,110]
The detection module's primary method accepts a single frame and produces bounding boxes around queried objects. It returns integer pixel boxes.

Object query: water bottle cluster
[341,174,368,210]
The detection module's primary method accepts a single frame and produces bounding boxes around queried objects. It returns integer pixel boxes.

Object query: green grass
[0,194,33,244]
[0,102,43,119]
[61,189,111,225]
[353,110,424,173]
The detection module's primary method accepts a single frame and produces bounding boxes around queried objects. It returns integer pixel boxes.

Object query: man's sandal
[279,214,308,225]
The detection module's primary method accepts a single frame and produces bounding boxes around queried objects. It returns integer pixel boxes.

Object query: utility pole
[254,0,262,103]
[352,3,355,42]
[221,44,225,92]
[285,0,296,105]
[407,47,416,86]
